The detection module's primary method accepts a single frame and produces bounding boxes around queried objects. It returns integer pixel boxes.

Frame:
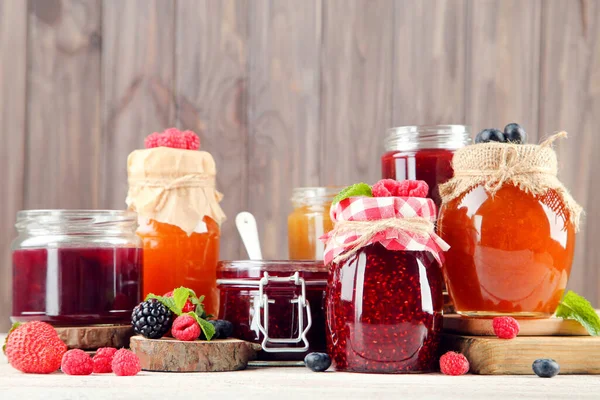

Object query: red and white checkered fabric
[321,196,450,265]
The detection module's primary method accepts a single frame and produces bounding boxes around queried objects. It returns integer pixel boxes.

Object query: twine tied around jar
[439,131,583,230]
[330,217,435,264]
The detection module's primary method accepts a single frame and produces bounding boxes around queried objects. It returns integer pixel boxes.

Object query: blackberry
[131,299,173,339]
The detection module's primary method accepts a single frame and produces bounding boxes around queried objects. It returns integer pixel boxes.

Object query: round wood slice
[55,325,134,350]
[129,335,262,372]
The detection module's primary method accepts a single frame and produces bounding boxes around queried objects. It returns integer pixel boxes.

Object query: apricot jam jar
[288,187,340,260]
[382,125,471,209]
[322,194,449,373]
[438,135,581,317]
[11,210,142,325]
[217,260,327,361]
[127,146,226,317]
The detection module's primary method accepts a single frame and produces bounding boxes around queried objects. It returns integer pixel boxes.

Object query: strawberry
[5,321,67,374]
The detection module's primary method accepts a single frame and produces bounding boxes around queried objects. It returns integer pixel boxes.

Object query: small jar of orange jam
[127,145,226,317]
[288,187,340,260]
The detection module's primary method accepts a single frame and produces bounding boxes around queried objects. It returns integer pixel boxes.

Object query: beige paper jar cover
[126,147,226,235]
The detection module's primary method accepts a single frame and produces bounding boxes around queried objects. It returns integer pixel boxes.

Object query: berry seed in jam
[326,243,443,373]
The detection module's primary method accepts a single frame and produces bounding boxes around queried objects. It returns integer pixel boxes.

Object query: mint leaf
[186,312,215,341]
[173,287,190,311]
[332,183,373,205]
[145,293,182,315]
[3,322,22,354]
[190,295,208,318]
[556,291,600,336]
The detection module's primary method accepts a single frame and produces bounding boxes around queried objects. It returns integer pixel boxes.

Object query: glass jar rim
[15,209,138,233]
[385,124,472,151]
[291,186,343,206]
[218,259,326,273]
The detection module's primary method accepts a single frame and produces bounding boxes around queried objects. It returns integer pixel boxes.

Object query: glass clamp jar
[382,125,471,209]
[218,271,319,353]
[11,210,143,326]
[217,260,327,361]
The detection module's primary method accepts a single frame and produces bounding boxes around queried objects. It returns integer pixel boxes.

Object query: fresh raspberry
[111,349,141,376]
[163,290,195,313]
[144,128,200,150]
[5,321,67,374]
[61,349,93,375]
[371,179,397,197]
[439,351,469,376]
[492,316,520,339]
[395,180,429,197]
[92,347,117,373]
[172,315,201,341]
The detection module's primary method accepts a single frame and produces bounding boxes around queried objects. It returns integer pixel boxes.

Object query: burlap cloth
[126,147,226,235]
[439,131,582,230]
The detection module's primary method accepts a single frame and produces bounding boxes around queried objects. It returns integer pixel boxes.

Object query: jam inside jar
[217,260,327,361]
[137,216,220,317]
[11,210,143,325]
[326,243,443,373]
[438,185,575,317]
[382,125,471,209]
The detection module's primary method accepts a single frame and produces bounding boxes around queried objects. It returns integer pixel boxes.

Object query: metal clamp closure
[256,271,312,353]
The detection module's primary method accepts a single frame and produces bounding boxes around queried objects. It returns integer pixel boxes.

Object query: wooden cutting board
[55,325,134,350]
[443,314,591,336]
[441,334,600,374]
[130,335,262,372]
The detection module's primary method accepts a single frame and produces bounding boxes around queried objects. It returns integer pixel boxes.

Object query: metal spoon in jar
[235,212,263,260]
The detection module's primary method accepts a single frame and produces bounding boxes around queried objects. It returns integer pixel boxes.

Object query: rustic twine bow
[453,131,567,193]
[331,217,434,264]
[129,174,218,212]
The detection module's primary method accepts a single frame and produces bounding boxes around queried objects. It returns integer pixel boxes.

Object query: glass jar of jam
[217,260,327,361]
[288,187,340,260]
[439,185,576,317]
[382,125,471,209]
[127,146,226,317]
[327,244,443,373]
[11,210,143,325]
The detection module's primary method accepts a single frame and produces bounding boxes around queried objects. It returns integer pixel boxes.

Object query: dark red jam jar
[217,260,327,361]
[11,210,143,325]
[327,243,443,373]
[382,125,471,209]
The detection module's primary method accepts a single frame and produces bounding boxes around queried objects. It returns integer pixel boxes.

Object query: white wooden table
[1,335,599,399]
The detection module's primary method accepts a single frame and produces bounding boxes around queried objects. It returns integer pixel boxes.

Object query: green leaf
[3,322,22,354]
[173,287,190,311]
[556,291,600,336]
[186,312,215,341]
[332,183,373,205]
[145,293,182,315]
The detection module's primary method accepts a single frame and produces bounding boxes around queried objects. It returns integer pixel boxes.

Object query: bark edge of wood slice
[441,333,600,374]
[55,325,134,350]
[129,335,262,372]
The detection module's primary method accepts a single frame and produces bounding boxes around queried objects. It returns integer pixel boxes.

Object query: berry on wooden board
[492,316,520,339]
[131,299,174,339]
[172,315,201,341]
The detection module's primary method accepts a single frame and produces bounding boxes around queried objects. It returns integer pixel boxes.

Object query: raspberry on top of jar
[320,180,449,373]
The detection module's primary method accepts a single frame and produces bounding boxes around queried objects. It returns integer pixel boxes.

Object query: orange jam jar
[438,134,581,317]
[127,146,226,317]
[288,187,340,260]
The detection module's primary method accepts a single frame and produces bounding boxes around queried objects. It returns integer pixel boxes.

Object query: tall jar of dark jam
[11,210,143,325]
[217,260,327,361]
[382,125,471,209]
[326,243,443,373]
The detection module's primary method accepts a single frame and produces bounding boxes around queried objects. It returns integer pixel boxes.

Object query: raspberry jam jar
[439,185,576,317]
[11,210,143,325]
[288,187,340,260]
[217,260,327,361]
[327,244,443,373]
[382,125,471,209]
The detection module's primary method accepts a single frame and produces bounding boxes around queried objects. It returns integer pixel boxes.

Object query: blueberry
[208,320,234,339]
[475,129,505,144]
[504,123,527,144]
[532,359,560,378]
[304,352,331,372]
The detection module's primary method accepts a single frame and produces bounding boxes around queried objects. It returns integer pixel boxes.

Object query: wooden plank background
[0,0,599,331]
